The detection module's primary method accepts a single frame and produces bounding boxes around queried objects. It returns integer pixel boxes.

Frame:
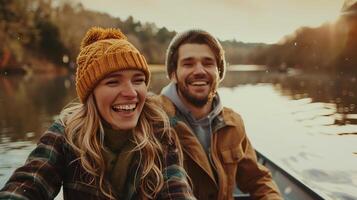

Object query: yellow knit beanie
[76,27,150,103]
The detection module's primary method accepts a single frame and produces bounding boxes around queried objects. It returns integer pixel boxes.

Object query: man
[155,29,283,200]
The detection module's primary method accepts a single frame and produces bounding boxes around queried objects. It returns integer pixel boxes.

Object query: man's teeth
[191,81,208,86]
[112,104,137,111]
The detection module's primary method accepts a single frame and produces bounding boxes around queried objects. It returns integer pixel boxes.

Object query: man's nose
[192,62,206,74]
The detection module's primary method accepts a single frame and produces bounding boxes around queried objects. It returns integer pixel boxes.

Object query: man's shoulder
[221,106,244,124]
[150,94,172,104]
[222,106,241,116]
[149,95,176,116]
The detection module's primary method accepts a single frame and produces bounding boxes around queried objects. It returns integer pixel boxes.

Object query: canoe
[233,150,328,200]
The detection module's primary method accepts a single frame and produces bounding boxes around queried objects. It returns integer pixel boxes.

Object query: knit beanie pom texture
[80,27,127,50]
[76,27,150,103]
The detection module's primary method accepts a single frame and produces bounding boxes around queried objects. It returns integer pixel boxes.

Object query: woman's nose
[120,83,137,97]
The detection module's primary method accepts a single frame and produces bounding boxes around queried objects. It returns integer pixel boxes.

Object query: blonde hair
[59,95,182,199]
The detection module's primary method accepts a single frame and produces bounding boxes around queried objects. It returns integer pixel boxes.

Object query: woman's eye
[105,80,118,85]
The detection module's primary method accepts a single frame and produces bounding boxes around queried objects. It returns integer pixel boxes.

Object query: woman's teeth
[112,104,137,112]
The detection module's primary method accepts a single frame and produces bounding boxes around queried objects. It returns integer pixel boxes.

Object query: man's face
[172,43,219,107]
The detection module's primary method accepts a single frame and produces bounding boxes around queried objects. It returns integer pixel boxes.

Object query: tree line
[0,0,267,71]
[248,11,357,72]
[1,0,356,73]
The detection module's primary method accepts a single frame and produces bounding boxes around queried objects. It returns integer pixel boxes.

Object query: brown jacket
[154,95,282,200]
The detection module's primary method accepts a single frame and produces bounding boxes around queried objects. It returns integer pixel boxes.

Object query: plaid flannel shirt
[0,122,196,200]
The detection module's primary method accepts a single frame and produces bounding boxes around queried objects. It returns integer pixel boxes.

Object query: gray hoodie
[161,82,223,154]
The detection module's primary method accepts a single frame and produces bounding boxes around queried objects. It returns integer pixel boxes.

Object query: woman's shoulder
[48,120,66,134]
[39,120,67,141]
[36,120,68,148]
[147,95,176,116]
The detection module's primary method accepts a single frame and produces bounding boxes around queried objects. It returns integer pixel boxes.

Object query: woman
[0,27,195,200]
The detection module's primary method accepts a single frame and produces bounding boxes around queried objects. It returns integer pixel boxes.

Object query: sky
[77,0,347,44]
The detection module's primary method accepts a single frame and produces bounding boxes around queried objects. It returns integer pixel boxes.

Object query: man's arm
[235,117,282,200]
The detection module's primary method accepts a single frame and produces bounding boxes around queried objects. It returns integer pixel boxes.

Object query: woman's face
[93,69,147,131]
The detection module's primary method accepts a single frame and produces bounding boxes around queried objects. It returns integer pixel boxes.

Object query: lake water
[1,65,356,200]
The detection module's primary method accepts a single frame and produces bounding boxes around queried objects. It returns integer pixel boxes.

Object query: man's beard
[176,76,218,108]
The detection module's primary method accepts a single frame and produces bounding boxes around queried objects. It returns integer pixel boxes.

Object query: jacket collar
[159,85,240,131]
[221,107,241,127]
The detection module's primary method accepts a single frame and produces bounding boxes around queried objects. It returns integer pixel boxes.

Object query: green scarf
[102,124,137,199]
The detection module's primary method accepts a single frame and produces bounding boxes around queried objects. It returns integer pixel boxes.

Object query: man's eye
[133,78,145,84]
[182,63,193,67]
[204,62,215,66]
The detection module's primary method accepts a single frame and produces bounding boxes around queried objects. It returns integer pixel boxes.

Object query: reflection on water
[219,84,357,200]
[0,65,356,199]
[0,141,35,184]
[0,74,76,142]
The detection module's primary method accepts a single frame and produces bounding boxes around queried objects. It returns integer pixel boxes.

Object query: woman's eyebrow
[104,73,122,79]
